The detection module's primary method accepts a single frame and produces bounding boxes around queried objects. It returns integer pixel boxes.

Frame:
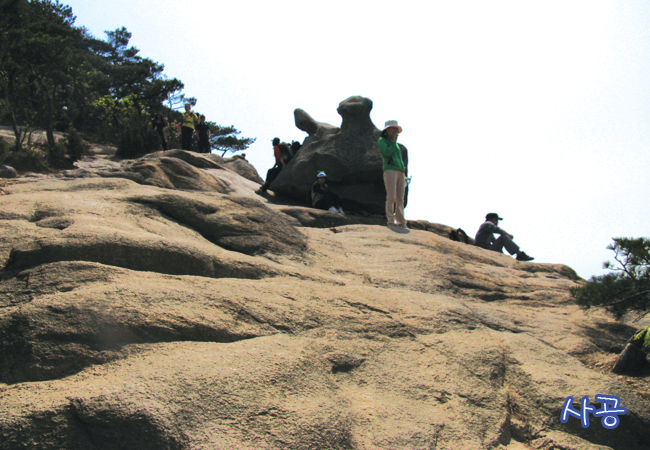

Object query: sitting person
[311,171,344,214]
[475,213,534,261]
[258,137,285,193]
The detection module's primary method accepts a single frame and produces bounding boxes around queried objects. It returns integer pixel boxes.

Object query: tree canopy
[572,237,650,321]
[0,0,254,168]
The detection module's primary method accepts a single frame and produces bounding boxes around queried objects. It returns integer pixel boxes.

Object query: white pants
[383,170,406,225]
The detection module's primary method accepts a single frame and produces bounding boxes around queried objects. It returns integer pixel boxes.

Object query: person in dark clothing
[311,172,344,213]
[151,112,168,150]
[258,137,285,194]
[290,140,302,157]
[475,213,534,261]
[195,115,211,153]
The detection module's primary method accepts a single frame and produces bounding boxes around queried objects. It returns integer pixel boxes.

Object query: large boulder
[221,154,264,184]
[0,178,307,281]
[270,96,408,213]
[59,149,264,195]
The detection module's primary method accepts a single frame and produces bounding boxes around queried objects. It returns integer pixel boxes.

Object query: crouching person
[311,172,344,214]
[475,213,534,261]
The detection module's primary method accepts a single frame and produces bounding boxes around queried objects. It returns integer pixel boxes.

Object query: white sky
[62,0,650,280]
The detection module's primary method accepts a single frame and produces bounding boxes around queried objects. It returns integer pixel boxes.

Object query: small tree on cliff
[208,123,256,156]
[571,237,650,374]
[572,237,650,320]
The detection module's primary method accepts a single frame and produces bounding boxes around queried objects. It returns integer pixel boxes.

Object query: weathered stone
[0,164,17,178]
[1,149,649,450]
[0,178,306,280]
[143,150,263,184]
[221,154,264,184]
[294,108,340,143]
[125,156,234,192]
[60,149,264,191]
[270,96,408,214]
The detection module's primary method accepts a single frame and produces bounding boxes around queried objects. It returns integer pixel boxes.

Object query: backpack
[278,142,293,163]
[449,228,469,244]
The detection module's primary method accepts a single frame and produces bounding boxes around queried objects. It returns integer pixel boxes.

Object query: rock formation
[0,146,649,450]
[270,96,408,213]
[0,164,18,178]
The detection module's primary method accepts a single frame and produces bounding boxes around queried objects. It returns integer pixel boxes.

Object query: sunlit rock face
[270,96,409,213]
[0,147,649,450]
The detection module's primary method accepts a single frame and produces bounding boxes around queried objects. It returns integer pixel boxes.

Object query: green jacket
[378,137,405,172]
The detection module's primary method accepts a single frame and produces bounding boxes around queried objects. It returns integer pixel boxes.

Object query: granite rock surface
[0,148,648,450]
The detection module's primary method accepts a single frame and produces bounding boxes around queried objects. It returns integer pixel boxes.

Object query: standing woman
[378,120,407,228]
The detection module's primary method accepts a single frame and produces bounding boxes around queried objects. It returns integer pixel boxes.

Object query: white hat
[383,120,402,133]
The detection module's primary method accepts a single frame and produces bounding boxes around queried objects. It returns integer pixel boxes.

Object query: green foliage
[1,139,51,172]
[64,128,89,162]
[116,113,161,159]
[0,0,253,169]
[47,137,70,169]
[163,119,182,150]
[572,237,650,320]
[0,129,88,171]
[0,0,83,150]
[207,123,256,155]
[632,325,650,350]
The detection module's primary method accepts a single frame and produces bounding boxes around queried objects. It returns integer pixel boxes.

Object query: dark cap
[272,137,280,145]
[486,213,503,221]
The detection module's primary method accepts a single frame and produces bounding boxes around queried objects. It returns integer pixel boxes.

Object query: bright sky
[62,0,650,280]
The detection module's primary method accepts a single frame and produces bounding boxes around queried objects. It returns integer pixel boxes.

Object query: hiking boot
[516,251,534,262]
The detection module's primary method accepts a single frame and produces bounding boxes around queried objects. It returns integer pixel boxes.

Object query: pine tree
[572,237,650,320]
[572,237,650,374]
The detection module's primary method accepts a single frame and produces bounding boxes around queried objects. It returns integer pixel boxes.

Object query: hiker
[195,115,211,153]
[378,120,407,228]
[180,104,199,150]
[475,213,534,261]
[290,140,302,158]
[151,111,168,150]
[311,171,344,213]
[258,137,287,193]
[277,140,295,165]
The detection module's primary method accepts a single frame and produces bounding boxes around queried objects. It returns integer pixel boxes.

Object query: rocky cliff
[0,148,648,450]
